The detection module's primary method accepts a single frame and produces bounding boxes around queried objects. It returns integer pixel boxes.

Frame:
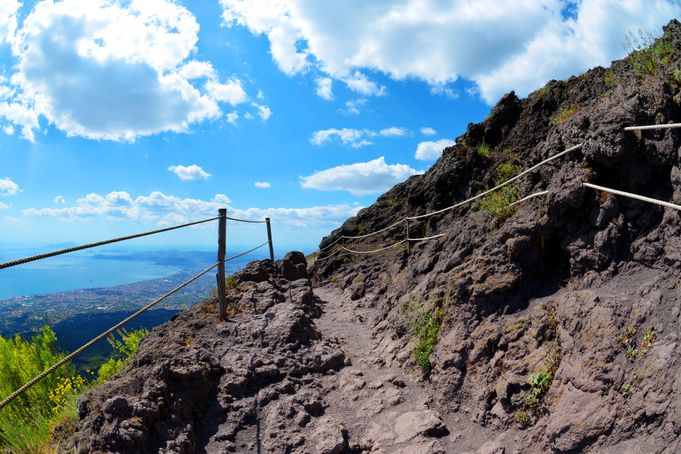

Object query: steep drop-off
[311,20,681,453]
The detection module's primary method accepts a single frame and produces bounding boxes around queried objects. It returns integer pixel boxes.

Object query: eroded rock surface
[311,20,681,453]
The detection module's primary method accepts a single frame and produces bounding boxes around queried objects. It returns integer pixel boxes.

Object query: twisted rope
[226,216,268,224]
[0,216,220,270]
[224,241,270,262]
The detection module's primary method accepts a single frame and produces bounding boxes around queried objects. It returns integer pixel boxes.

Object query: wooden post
[217,208,227,320]
[265,217,275,263]
[405,219,411,254]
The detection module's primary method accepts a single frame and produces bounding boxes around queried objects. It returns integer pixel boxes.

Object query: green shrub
[0,327,76,452]
[403,302,444,376]
[226,275,238,289]
[550,103,582,125]
[674,68,681,84]
[621,382,633,397]
[478,186,517,221]
[515,410,531,427]
[604,70,620,88]
[476,141,490,158]
[97,328,148,382]
[626,30,676,78]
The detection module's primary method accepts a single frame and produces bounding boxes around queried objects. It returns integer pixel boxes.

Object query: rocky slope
[311,20,681,453]
[70,253,350,453]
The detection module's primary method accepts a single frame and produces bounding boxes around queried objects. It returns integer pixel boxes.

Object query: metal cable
[0,261,219,412]
[224,241,270,262]
[624,123,681,131]
[341,239,407,255]
[226,216,268,224]
[0,216,221,270]
[509,190,550,207]
[583,183,681,212]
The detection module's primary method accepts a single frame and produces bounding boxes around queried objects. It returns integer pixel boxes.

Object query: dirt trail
[313,287,496,453]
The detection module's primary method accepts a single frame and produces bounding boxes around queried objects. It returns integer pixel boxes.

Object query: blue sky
[0,0,679,253]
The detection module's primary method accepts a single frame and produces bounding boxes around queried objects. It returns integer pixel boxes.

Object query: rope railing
[0,216,221,270]
[225,241,271,262]
[624,123,681,131]
[509,190,550,207]
[0,209,277,413]
[226,216,268,224]
[315,143,582,259]
[583,183,681,212]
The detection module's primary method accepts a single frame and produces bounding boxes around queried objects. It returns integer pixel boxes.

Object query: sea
[0,247,183,300]
[0,245,266,370]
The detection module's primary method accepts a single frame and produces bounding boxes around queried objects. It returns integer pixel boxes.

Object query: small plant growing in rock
[477,161,519,221]
[620,326,636,348]
[674,68,681,84]
[640,327,656,355]
[626,346,638,360]
[515,410,531,427]
[550,103,582,125]
[625,30,676,78]
[621,382,633,397]
[226,275,239,289]
[604,70,620,88]
[403,301,444,376]
[476,141,490,158]
[352,275,364,285]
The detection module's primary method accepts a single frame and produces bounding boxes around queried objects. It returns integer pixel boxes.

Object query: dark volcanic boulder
[281,251,308,281]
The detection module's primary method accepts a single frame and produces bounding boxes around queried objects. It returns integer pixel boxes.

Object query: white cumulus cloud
[0,0,256,141]
[22,189,360,228]
[168,164,211,181]
[420,127,436,136]
[54,195,66,205]
[0,177,19,196]
[415,138,456,161]
[219,0,681,104]
[254,181,272,188]
[300,157,421,196]
[310,126,409,148]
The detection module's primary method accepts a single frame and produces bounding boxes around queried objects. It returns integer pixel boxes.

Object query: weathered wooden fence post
[265,217,275,263]
[405,219,411,254]
[217,208,227,320]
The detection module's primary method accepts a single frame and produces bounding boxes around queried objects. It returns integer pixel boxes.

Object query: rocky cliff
[311,20,681,453]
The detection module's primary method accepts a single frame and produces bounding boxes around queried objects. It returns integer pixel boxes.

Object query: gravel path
[313,287,494,453]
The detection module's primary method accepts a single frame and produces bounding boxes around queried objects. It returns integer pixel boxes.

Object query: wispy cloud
[254,181,272,188]
[310,126,409,148]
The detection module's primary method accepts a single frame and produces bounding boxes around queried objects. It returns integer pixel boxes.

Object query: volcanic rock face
[312,20,681,453]
[72,254,348,453]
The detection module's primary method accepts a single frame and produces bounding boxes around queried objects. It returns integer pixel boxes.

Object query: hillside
[311,19,681,452]
[67,20,681,453]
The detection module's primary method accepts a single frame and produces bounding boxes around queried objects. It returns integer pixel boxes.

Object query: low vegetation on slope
[313,20,681,452]
[0,326,147,453]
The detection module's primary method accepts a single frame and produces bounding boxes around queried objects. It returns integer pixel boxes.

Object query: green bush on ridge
[0,326,148,452]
